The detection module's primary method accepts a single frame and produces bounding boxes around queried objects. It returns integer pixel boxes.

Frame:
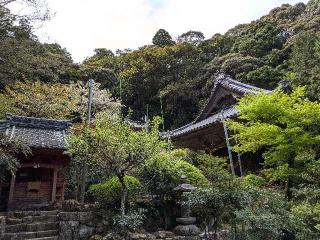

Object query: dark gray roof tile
[1,115,70,150]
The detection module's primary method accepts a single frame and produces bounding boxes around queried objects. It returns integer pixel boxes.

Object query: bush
[113,209,146,234]
[89,175,142,206]
[192,152,231,186]
[241,174,265,188]
[141,150,208,196]
[139,149,208,229]
[235,188,294,240]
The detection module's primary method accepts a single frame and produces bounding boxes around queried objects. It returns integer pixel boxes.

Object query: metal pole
[160,95,165,131]
[221,110,235,175]
[87,79,94,125]
[80,79,94,203]
[235,137,243,177]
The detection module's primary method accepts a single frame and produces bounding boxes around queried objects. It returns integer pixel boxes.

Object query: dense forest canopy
[0,0,320,129]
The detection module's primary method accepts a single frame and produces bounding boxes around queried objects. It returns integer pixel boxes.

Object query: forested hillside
[1,0,320,129]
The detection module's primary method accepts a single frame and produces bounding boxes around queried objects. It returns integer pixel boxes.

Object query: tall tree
[229,88,320,199]
[152,29,175,47]
[177,30,205,45]
[290,32,320,100]
[67,115,166,216]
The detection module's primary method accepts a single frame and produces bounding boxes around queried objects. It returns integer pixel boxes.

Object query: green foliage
[192,153,231,186]
[140,149,208,197]
[235,188,294,240]
[241,174,265,188]
[89,176,142,206]
[68,114,167,215]
[290,31,320,100]
[0,93,14,118]
[229,88,320,194]
[1,80,120,120]
[0,133,31,180]
[113,209,146,234]
[152,29,175,47]
[177,30,204,45]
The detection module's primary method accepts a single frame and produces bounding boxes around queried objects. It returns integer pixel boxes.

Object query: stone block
[174,225,200,236]
[0,216,5,238]
[79,225,95,239]
[59,212,79,221]
[154,231,175,239]
[79,211,93,224]
[59,220,80,240]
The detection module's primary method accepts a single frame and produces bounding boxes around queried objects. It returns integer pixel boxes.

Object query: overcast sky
[29,0,309,62]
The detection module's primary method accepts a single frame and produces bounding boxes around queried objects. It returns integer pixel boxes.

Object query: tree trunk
[79,163,87,203]
[118,173,127,217]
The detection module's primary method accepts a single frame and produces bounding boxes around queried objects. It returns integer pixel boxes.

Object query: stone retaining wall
[0,216,5,238]
[58,212,95,240]
[127,230,230,240]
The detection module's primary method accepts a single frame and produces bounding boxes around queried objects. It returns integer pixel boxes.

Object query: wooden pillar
[51,168,58,202]
[61,180,65,201]
[8,172,16,204]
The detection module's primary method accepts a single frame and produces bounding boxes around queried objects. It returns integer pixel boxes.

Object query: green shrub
[241,174,265,188]
[89,175,142,206]
[113,209,146,234]
[141,150,208,196]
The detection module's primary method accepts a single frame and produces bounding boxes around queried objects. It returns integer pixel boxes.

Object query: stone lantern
[173,175,200,236]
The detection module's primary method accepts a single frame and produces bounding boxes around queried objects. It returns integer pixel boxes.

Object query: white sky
[28,0,309,62]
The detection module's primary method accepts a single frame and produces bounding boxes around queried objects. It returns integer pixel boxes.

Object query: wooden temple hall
[163,74,271,174]
[0,115,70,210]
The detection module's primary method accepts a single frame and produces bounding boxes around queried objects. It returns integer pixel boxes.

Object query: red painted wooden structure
[0,115,70,210]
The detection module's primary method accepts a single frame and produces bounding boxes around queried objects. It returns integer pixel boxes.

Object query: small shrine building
[0,115,70,210]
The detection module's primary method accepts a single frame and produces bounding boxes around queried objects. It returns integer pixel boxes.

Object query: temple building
[164,74,271,173]
[0,115,70,210]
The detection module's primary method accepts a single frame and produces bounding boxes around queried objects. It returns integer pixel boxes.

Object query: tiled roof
[195,74,271,122]
[126,119,147,130]
[163,74,271,139]
[162,107,239,139]
[0,114,70,150]
[214,74,271,95]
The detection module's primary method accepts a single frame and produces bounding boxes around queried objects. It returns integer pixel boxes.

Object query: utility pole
[160,95,165,131]
[221,110,235,175]
[80,79,94,204]
[87,79,94,126]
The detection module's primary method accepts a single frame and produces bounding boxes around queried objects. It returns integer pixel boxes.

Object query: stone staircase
[2,210,60,240]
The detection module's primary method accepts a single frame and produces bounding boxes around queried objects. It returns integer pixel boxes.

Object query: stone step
[29,237,58,240]
[5,218,23,225]
[22,215,58,224]
[6,216,58,226]
[8,210,60,218]
[5,222,58,233]
[29,238,58,240]
[3,229,58,240]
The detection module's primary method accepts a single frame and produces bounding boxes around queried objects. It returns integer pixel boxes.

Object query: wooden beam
[51,168,58,202]
[20,163,59,169]
[8,172,16,204]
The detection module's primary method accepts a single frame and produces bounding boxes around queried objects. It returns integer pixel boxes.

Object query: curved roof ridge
[6,114,70,131]
[223,78,269,93]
